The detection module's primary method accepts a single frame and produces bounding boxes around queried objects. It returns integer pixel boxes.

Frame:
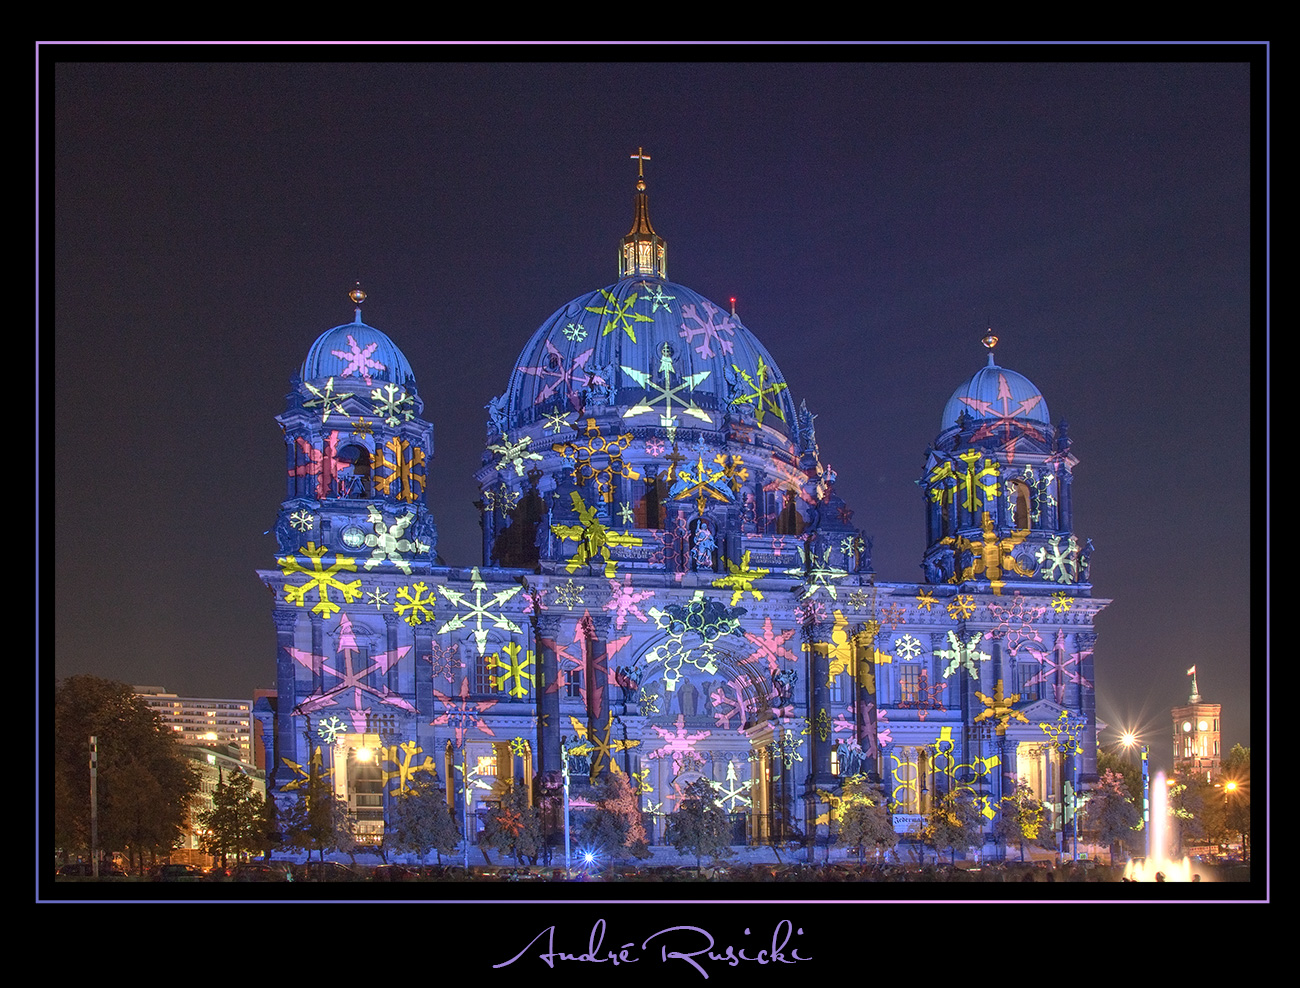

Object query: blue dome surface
[301,315,417,391]
[503,278,798,435]
[940,360,1050,434]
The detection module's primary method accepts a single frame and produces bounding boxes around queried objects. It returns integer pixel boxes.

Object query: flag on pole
[1187,665,1196,675]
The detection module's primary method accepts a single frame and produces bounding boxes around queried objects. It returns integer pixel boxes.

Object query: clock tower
[1171,666,1221,781]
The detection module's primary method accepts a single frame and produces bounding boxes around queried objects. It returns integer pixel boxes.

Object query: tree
[1081,769,1140,863]
[582,773,651,861]
[280,752,344,863]
[1096,746,1142,816]
[923,788,983,864]
[54,676,199,871]
[481,781,544,866]
[197,769,274,868]
[1218,744,1250,860]
[664,778,735,875]
[832,777,897,867]
[993,778,1054,861]
[388,778,462,865]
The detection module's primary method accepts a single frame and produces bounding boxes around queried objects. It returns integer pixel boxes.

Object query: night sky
[51,51,1256,779]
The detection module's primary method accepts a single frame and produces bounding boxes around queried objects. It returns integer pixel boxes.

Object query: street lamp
[1120,731,1150,859]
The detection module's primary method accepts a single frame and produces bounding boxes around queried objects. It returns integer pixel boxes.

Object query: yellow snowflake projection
[586,286,654,343]
[973,679,1030,735]
[551,491,642,578]
[567,712,639,778]
[944,511,1035,595]
[552,417,640,502]
[668,441,747,514]
[280,746,333,792]
[954,449,1002,511]
[946,594,976,620]
[379,740,439,793]
[713,549,769,605]
[728,357,788,426]
[278,542,363,619]
[487,641,536,698]
[915,589,939,611]
[1050,591,1074,613]
[394,581,437,626]
[436,567,523,656]
[372,437,426,503]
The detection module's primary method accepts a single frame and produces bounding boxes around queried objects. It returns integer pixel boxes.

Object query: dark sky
[50,50,1257,780]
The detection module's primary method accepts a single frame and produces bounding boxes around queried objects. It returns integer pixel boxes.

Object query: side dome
[300,311,417,390]
[940,357,1051,434]
[500,278,800,437]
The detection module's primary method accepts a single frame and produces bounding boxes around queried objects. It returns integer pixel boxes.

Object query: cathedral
[255,156,1107,858]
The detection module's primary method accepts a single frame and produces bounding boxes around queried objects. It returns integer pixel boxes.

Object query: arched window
[335,442,372,498]
[1008,478,1031,531]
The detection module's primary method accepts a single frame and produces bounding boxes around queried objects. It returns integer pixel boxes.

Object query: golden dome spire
[620,148,667,280]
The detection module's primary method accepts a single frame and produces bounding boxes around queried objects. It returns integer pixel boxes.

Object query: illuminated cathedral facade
[255,157,1107,857]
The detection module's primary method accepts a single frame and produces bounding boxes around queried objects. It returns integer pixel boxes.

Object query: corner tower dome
[300,285,417,390]
[940,332,1051,437]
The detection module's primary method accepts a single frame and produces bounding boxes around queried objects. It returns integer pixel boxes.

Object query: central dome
[501,277,799,436]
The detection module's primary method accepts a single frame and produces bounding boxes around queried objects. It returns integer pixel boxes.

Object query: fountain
[1123,770,1194,882]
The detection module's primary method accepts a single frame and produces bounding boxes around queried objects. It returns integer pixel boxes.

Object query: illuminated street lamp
[1120,731,1150,859]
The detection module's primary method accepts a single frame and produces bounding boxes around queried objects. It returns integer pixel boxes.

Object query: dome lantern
[619,147,667,280]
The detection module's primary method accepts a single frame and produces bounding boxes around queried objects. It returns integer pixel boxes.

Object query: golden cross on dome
[630,147,651,178]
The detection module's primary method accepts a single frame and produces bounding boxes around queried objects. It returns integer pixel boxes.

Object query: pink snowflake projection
[518,339,605,411]
[679,299,738,359]
[835,704,894,757]
[330,334,386,387]
[289,430,344,499]
[983,592,1047,656]
[423,641,462,682]
[647,715,712,776]
[898,668,947,720]
[743,618,799,675]
[877,602,907,631]
[644,437,666,457]
[959,372,1047,463]
[287,613,415,731]
[278,542,363,619]
[430,679,498,748]
[1023,630,1093,703]
[521,584,547,615]
[795,597,827,626]
[576,618,633,719]
[373,437,427,503]
[709,676,752,730]
[538,620,588,696]
[604,575,655,629]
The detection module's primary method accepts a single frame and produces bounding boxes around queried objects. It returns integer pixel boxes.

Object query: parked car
[151,863,202,881]
[370,864,419,882]
[297,860,364,882]
[230,862,290,882]
[56,862,127,877]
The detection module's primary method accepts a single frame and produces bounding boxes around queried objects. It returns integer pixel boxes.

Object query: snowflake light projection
[636,280,676,313]
[553,578,585,610]
[1051,591,1074,613]
[487,641,536,698]
[288,613,415,730]
[278,542,363,619]
[519,340,605,411]
[898,668,947,720]
[649,509,691,578]
[370,383,416,427]
[362,506,427,574]
[373,437,426,503]
[393,581,437,626]
[562,321,588,342]
[788,546,849,602]
[1010,465,1057,523]
[894,634,924,660]
[959,372,1047,463]
[365,588,388,610]
[669,440,746,513]
[714,760,752,812]
[280,746,333,792]
[317,716,348,745]
[944,512,1035,595]
[487,433,544,477]
[714,550,769,606]
[1039,709,1085,759]
[424,641,462,682]
[984,592,1047,656]
[350,417,375,438]
[543,408,573,435]
[742,617,798,675]
[290,510,315,532]
[330,334,386,386]
[289,430,343,499]
[553,417,640,502]
[973,679,1029,735]
[1036,534,1080,583]
[644,436,666,457]
[568,712,639,778]
[622,346,714,430]
[647,714,712,776]
[878,602,907,631]
[431,679,498,748]
[728,357,788,426]
[936,630,992,680]
[1024,629,1094,703]
[617,502,635,526]
[946,594,976,620]
[709,677,751,730]
[587,286,655,343]
[551,491,642,578]
[509,737,531,758]
[795,597,827,627]
[678,299,738,359]
[646,592,746,692]
[604,575,654,629]
[379,740,439,793]
[303,377,353,424]
[436,567,523,655]
[482,483,519,514]
[915,589,939,612]
[953,449,1003,512]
